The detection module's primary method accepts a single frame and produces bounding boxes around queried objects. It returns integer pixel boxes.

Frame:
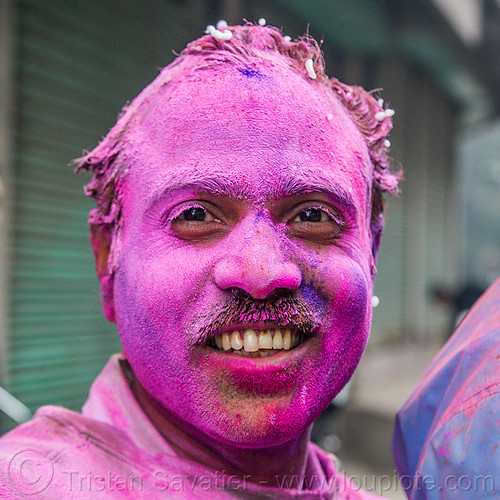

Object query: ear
[89,224,116,323]
[370,191,386,279]
[370,220,384,280]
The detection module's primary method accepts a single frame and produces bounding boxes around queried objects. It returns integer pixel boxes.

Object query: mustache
[193,290,318,345]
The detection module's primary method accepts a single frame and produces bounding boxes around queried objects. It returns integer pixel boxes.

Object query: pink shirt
[0,355,384,499]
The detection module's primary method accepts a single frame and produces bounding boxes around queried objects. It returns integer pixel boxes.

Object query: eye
[295,207,329,223]
[181,206,209,222]
[169,203,225,242]
[287,204,345,244]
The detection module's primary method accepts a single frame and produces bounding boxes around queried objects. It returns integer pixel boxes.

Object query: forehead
[124,59,372,204]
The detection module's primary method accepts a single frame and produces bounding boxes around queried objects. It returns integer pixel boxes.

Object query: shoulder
[0,405,150,498]
[0,406,217,499]
[0,404,135,454]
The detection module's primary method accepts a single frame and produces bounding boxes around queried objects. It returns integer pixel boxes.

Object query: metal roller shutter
[370,59,409,342]
[424,92,455,338]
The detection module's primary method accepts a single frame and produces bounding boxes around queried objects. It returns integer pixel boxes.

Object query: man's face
[110,62,375,445]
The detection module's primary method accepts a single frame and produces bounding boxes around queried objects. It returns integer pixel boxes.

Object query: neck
[130,371,312,488]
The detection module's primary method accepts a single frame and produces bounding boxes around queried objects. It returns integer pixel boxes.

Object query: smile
[208,328,307,358]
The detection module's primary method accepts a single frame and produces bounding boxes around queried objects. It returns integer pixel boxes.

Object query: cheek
[112,241,223,382]
[317,251,372,339]
[116,243,214,329]
[293,238,372,306]
[322,259,371,385]
[324,261,371,321]
[113,256,213,417]
[296,248,372,375]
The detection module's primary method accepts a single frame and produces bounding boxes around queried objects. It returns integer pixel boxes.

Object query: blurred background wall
[0,0,499,461]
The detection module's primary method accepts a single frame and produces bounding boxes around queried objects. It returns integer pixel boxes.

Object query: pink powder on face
[77,24,398,278]
[110,59,375,446]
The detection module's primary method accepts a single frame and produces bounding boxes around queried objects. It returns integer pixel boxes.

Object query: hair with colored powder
[75,22,400,271]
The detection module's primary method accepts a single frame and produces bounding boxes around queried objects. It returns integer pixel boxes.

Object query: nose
[213,218,302,300]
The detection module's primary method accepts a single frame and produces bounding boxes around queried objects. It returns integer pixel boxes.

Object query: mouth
[206,328,309,358]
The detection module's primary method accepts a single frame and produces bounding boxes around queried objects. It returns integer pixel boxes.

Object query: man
[0,22,398,498]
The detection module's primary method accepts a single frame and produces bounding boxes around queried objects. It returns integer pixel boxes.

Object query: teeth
[215,335,223,349]
[243,329,259,352]
[222,333,231,351]
[230,330,243,350]
[213,328,304,355]
[258,330,273,349]
[273,329,284,349]
[283,329,291,350]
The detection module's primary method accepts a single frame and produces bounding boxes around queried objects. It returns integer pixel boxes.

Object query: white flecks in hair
[305,59,317,79]
[284,35,291,42]
[327,113,333,121]
[216,19,228,30]
[258,17,266,26]
[385,139,391,148]
[378,98,384,108]
[372,295,380,308]
[375,108,395,121]
[205,24,232,41]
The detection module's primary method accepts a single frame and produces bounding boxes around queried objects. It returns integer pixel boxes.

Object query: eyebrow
[148,170,360,219]
[277,176,359,219]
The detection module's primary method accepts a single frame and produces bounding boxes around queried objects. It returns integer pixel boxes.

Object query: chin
[193,385,330,448]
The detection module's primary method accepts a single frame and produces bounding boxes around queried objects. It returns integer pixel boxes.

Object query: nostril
[271,263,301,290]
[214,257,301,299]
[213,259,243,291]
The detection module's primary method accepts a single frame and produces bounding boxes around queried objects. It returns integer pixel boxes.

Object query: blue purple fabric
[393,277,500,498]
